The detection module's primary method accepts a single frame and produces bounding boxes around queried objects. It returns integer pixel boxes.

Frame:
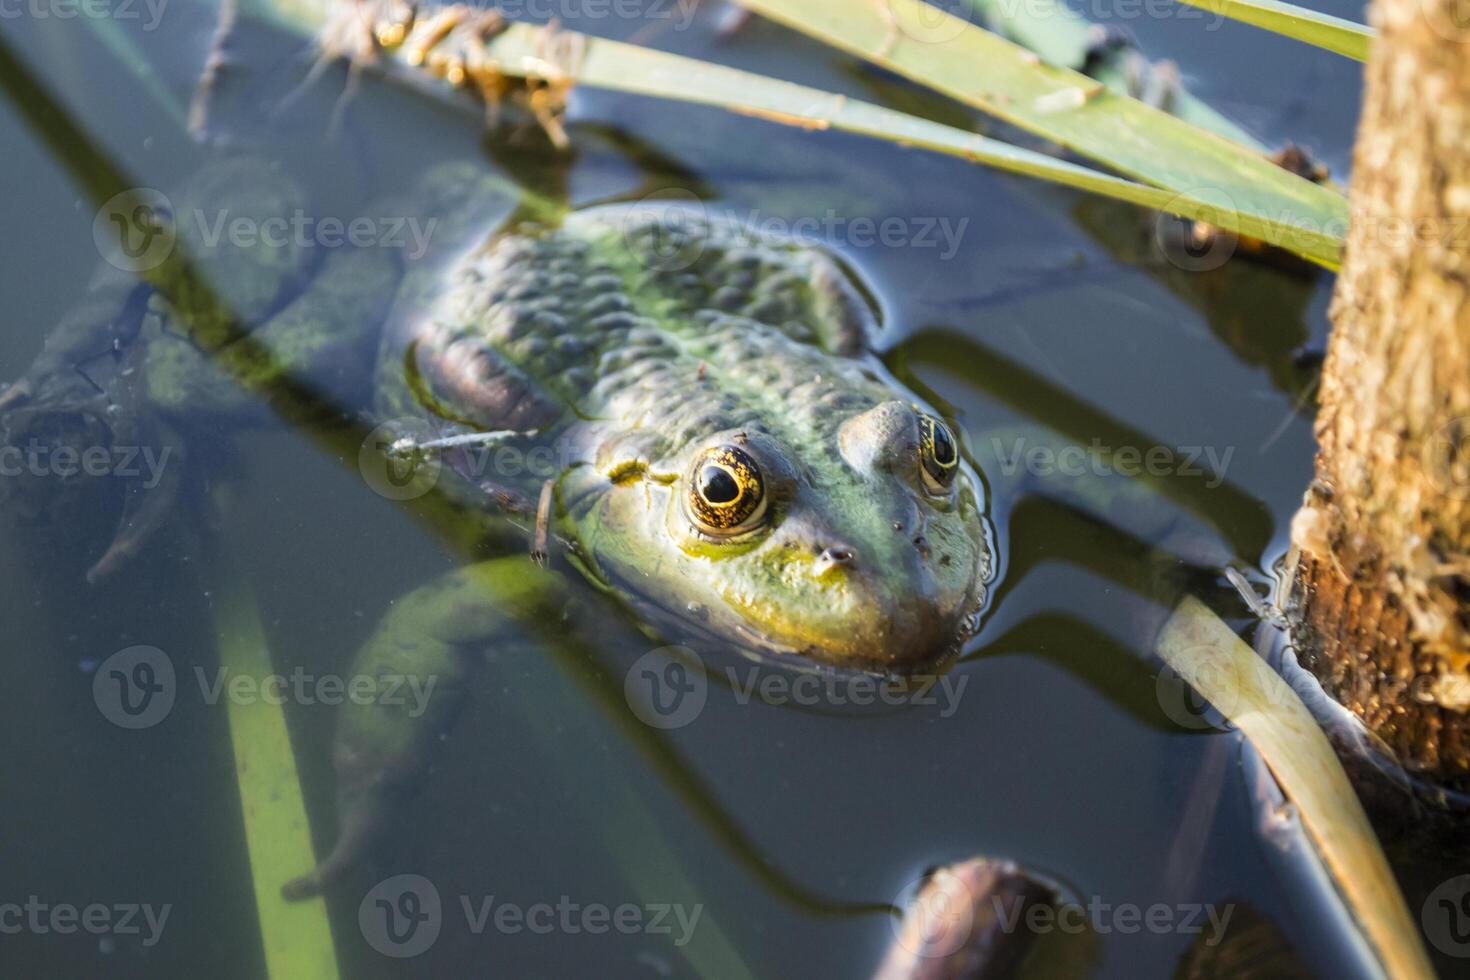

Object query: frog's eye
[687,446,767,535]
[918,413,959,495]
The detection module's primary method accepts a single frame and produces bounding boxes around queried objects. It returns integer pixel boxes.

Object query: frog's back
[377,204,901,464]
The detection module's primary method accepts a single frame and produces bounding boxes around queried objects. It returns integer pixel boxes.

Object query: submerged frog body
[2,163,993,896]
[385,205,991,665]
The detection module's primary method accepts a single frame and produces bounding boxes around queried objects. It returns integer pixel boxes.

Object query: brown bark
[1287,0,1470,787]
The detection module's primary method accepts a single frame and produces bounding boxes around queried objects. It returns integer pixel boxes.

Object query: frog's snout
[720,485,984,669]
[749,527,975,670]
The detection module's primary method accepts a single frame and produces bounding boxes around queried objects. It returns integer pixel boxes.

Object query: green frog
[1,158,993,897]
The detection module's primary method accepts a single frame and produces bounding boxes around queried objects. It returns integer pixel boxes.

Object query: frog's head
[574,401,991,673]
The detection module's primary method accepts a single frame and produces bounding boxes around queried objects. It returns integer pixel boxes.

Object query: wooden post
[1288,0,1470,787]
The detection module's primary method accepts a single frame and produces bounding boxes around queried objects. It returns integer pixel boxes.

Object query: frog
[1,156,994,899]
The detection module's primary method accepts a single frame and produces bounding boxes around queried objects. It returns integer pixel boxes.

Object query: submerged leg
[282,556,572,899]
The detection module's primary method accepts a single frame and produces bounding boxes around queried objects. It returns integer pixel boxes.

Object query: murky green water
[8,2,1462,978]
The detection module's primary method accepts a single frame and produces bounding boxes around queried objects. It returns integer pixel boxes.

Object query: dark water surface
[7,2,1452,979]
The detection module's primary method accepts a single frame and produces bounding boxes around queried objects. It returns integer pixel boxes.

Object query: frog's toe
[281,865,332,902]
[281,831,368,901]
[0,400,184,583]
[86,436,185,583]
[282,779,397,901]
[0,379,31,412]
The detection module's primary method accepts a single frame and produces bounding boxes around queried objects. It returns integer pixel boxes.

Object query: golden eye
[918,413,959,495]
[687,446,766,534]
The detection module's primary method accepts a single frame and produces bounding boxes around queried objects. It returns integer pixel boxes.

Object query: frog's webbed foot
[0,380,31,412]
[1,279,182,580]
[1,187,311,576]
[0,389,185,584]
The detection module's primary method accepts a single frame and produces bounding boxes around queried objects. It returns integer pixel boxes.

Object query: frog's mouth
[591,556,987,676]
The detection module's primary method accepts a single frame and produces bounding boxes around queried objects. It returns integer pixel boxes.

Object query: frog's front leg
[283,555,574,899]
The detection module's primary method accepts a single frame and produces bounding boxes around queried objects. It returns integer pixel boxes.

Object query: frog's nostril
[812,546,854,579]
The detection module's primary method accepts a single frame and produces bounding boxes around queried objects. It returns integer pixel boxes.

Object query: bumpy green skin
[384,204,993,670]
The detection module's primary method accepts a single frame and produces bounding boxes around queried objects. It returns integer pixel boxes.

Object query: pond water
[7,2,1458,978]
